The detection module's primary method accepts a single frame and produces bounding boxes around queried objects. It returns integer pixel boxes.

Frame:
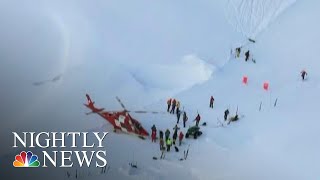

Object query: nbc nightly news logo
[12,132,108,168]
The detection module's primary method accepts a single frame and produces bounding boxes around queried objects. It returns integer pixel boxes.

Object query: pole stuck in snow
[274,98,278,107]
[236,105,238,115]
[259,102,262,111]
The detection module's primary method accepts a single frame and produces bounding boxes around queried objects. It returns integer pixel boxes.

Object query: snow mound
[131,55,215,95]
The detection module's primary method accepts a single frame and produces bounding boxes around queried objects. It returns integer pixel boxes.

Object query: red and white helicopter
[84,94,163,139]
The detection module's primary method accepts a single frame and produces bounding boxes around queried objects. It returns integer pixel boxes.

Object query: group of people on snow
[235,47,309,81]
[167,98,181,114]
[151,124,185,152]
[235,47,251,62]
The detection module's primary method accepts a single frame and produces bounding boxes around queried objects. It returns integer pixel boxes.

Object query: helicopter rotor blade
[116,96,165,114]
[116,96,127,110]
[128,111,166,114]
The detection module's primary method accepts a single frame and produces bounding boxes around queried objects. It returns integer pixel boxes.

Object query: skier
[183,111,188,128]
[170,99,177,114]
[176,109,181,124]
[301,70,307,80]
[176,101,181,114]
[245,50,250,61]
[224,109,229,121]
[209,96,214,108]
[165,129,170,141]
[172,125,179,145]
[166,138,172,152]
[178,131,184,146]
[194,113,201,127]
[151,125,157,143]
[159,130,164,140]
[236,47,241,58]
[167,98,172,112]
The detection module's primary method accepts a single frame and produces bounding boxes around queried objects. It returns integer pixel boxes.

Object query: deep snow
[1,0,320,180]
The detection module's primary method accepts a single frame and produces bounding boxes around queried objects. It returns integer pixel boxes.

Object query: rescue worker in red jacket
[151,125,157,142]
[195,113,201,127]
[178,131,184,146]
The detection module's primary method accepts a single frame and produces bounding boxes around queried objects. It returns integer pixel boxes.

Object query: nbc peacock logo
[13,151,40,167]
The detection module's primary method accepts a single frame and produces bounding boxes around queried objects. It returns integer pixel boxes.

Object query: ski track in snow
[226,0,296,38]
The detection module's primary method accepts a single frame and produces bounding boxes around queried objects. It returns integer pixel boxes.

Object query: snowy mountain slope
[170,0,320,179]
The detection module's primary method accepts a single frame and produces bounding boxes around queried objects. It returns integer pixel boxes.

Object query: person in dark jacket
[160,138,165,151]
[167,98,172,112]
[172,125,179,145]
[195,113,201,127]
[224,109,230,121]
[151,124,157,132]
[209,96,214,108]
[159,130,164,140]
[301,70,307,80]
[245,50,250,61]
[176,101,181,114]
[165,129,170,141]
[183,111,188,128]
[176,109,181,124]
[170,99,177,114]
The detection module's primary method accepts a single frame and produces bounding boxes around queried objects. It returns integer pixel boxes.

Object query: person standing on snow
[178,131,184,146]
[224,109,230,121]
[151,125,157,142]
[165,129,170,141]
[194,113,201,127]
[209,96,214,108]
[176,109,181,124]
[236,47,241,58]
[167,98,172,112]
[245,50,250,61]
[170,99,177,114]
[166,138,172,152]
[183,111,188,128]
[176,101,181,114]
[160,138,165,151]
[172,125,180,145]
[159,130,164,140]
[301,70,307,81]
